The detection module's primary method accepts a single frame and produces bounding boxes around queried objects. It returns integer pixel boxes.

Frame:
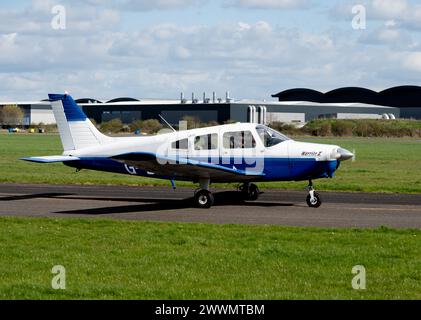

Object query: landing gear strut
[194,179,214,209]
[306,180,322,208]
[240,183,260,201]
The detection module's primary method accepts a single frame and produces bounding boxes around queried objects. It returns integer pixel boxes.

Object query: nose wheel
[240,183,260,201]
[306,180,322,208]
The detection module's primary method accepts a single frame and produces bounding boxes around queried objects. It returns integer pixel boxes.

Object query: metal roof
[272,86,421,108]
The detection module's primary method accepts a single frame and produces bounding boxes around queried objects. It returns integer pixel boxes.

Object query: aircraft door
[221,129,260,173]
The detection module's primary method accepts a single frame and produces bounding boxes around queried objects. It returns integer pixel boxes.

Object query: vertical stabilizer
[49,94,111,151]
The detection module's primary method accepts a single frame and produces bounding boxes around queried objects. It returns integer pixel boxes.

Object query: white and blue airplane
[22,94,354,209]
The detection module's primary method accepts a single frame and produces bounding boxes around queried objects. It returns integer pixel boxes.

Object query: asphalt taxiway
[0,184,420,229]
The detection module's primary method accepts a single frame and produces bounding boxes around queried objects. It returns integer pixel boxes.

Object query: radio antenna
[159,114,176,132]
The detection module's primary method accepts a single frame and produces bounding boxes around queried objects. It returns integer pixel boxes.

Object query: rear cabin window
[223,131,256,149]
[194,134,218,150]
[171,139,188,150]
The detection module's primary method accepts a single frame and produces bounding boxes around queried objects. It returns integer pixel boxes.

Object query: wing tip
[20,156,80,163]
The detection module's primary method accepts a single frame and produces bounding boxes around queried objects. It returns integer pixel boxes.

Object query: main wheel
[194,190,214,209]
[306,192,322,208]
[242,184,260,201]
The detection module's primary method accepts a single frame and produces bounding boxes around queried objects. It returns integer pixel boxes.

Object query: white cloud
[0,18,401,100]
[359,24,414,49]
[118,0,206,11]
[402,52,421,72]
[1,0,421,101]
[226,0,310,10]
[371,0,409,19]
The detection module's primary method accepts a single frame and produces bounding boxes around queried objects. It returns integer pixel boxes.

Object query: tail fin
[49,94,111,151]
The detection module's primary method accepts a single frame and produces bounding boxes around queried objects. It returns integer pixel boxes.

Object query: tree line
[0,105,24,127]
[2,105,421,138]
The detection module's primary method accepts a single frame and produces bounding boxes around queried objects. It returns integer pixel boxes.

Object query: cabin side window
[223,131,256,149]
[171,138,189,150]
[194,134,218,150]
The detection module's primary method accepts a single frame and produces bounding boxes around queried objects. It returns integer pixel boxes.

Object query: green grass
[1,133,421,193]
[0,217,420,300]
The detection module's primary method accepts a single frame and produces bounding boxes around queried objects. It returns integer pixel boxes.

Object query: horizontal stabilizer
[20,156,80,163]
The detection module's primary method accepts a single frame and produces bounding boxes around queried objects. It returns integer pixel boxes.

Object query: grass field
[1,133,421,193]
[1,133,420,300]
[0,217,420,300]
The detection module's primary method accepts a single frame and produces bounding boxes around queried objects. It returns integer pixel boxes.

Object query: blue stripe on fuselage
[64,156,339,182]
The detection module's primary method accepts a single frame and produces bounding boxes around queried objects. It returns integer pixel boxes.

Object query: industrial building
[2,86,420,126]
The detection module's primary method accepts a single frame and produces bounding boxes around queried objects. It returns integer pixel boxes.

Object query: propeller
[352,148,356,162]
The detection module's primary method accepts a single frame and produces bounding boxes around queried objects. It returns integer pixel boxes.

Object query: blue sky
[1,0,421,101]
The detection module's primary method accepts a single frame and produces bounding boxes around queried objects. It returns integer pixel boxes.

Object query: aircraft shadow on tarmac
[0,191,293,215]
[56,191,294,215]
[0,193,72,202]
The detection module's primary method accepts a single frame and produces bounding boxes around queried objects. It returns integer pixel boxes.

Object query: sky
[1,0,421,101]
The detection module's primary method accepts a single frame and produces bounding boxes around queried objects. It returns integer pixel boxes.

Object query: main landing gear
[193,180,261,209]
[194,179,214,209]
[239,183,260,201]
[193,179,321,209]
[306,180,322,208]
[194,189,214,209]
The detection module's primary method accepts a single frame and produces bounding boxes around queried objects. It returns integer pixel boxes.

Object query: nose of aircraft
[337,148,354,161]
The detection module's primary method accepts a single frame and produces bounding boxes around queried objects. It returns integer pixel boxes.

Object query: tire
[194,190,214,209]
[243,184,260,201]
[306,192,322,208]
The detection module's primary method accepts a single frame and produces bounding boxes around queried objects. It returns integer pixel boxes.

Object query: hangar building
[272,86,421,119]
[3,86,419,126]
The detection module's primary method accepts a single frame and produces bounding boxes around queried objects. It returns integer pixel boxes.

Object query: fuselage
[62,123,345,183]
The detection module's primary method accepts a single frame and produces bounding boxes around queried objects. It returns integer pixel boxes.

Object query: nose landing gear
[306,180,322,208]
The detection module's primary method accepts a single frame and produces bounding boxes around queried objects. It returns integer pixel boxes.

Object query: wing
[111,153,265,182]
[21,156,81,163]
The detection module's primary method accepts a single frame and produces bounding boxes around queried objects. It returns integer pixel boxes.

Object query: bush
[32,123,58,133]
[100,119,124,134]
[130,119,163,135]
[269,122,303,136]
[179,116,220,130]
[303,119,421,138]
[331,120,354,136]
[303,120,332,136]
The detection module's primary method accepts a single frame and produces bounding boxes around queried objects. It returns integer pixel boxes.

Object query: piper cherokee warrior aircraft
[22,94,354,209]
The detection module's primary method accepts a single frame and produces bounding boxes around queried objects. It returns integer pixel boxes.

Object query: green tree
[1,105,24,126]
